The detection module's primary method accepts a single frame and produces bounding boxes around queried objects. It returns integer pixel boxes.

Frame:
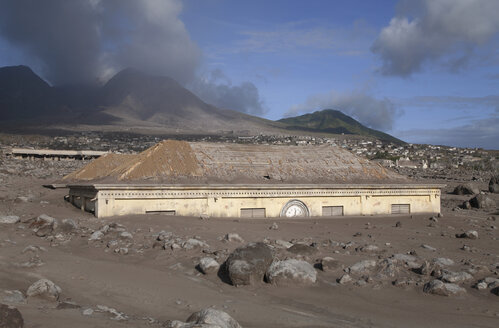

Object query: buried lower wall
[68,184,442,218]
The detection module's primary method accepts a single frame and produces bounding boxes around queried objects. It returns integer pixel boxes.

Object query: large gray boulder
[225,242,273,286]
[0,304,24,328]
[469,194,496,209]
[29,214,57,237]
[167,308,242,328]
[489,175,499,193]
[423,279,466,296]
[453,183,479,195]
[265,259,317,286]
[0,215,20,224]
[26,279,61,301]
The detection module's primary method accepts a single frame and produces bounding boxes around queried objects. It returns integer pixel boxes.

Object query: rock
[119,231,133,240]
[26,279,61,301]
[29,214,57,237]
[453,184,479,195]
[421,244,437,251]
[269,222,279,230]
[375,258,400,279]
[492,287,499,296]
[429,216,438,223]
[462,201,471,210]
[337,274,353,284]
[157,231,173,241]
[287,243,317,256]
[469,194,496,209]
[224,233,244,243]
[225,242,273,286]
[395,221,402,228]
[423,279,466,296]
[265,259,317,286]
[182,239,208,250]
[58,219,78,233]
[359,245,379,252]
[199,257,220,274]
[348,260,377,274]
[415,260,440,275]
[15,196,29,203]
[433,257,454,267]
[321,257,341,271]
[474,281,488,290]
[96,305,127,320]
[274,239,293,249]
[441,271,473,283]
[0,215,20,224]
[392,254,417,263]
[2,290,26,305]
[185,308,242,328]
[0,304,24,328]
[89,230,104,241]
[455,230,478,239]
[489,175,499,193]
[82,308,94,316]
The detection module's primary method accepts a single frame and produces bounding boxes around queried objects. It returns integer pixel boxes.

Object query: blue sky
[0,0,498,149]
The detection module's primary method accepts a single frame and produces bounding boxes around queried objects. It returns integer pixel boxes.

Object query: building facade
[68,183,442,218]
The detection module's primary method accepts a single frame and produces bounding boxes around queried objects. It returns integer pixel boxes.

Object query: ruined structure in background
[9,148,107,161]
[65,140,442,218]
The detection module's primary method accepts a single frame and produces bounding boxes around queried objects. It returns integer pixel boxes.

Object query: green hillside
[277,109,404,144]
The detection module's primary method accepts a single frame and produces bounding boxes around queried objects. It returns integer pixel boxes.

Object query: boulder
[168,308,242,328]
[182,239,208,250]
[89,230,104,241]
[0,304,24,328]
[199,257,220,274]
[286,243,317,256]
[225,242,273,286]
[440,271,473,283]
[29,214,57,237]
[2,290,26,305]
[321,257,341,271]
[453,184,479,195]
[469,194,496,209]
[265,259,317,286]
[433,257,454,267]
[58,219,78,233]
[392,254,417,263]
[224,233,244,243]
[348,260,377,274]
[489,175,499,193]
[274,239,293,249]
[337,274,353,284]
[455,230,478,239]
[423,279,466,296]
[26,279,61,301]
[0,215,20,224]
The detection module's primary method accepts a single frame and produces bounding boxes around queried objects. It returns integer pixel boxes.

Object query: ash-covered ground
[0,149,498,328]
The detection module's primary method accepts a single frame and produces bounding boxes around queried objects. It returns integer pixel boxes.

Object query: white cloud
[371,0,499,76]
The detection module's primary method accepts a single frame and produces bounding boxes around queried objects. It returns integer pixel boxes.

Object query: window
[391,204,410,214]
[146,210,176,215]
[240,208,266,218]
[322,206,344,216]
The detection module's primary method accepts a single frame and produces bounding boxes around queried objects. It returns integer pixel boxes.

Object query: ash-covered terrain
[0,139,498,328]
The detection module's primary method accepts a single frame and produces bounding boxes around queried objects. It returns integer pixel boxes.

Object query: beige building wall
[68,184,442,219]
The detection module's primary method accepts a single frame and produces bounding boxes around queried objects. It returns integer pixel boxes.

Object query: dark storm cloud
[286,89,400,131]
[0,0,200,85]
[189,69,267,115]
[371,0,499,76]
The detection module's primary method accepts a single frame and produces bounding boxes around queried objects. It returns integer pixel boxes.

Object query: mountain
[278,109,404,144]
[0,65,55,120]
[0,65,403,143]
